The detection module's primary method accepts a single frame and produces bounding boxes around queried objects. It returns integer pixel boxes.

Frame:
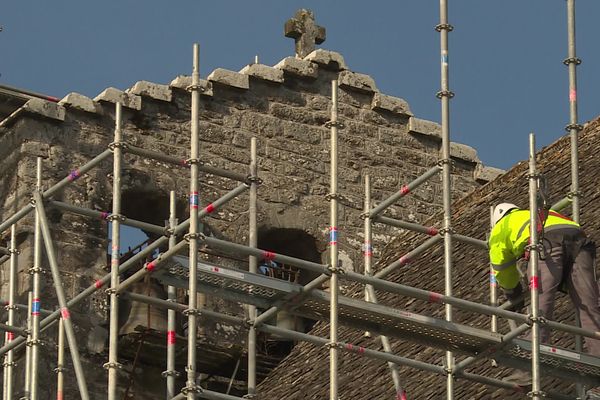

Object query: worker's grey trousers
[531,228,600,356]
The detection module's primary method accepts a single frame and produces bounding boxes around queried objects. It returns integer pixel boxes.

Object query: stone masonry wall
[0,49,502,398]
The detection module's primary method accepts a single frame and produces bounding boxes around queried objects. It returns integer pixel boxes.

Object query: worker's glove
[502,283,525,313]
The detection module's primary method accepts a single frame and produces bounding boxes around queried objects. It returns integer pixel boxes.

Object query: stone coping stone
[23,98,66,121]
[239,64,284,83]
[475,164,505,183]
[59,92,102,114]
[371,93,412,116]
[274,57,318,78]
[408,117,441,139]
[304,49,347,71]
[94,87,141,110]
[128,81,172,102]
[207,68,250,90]
[169,76,214,96]
[450,142,479,164]
[338,70,378,94]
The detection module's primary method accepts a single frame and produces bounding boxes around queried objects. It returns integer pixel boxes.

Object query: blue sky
[2,1,599,172]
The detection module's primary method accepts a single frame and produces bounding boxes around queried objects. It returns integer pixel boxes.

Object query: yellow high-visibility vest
[488,209,579,289]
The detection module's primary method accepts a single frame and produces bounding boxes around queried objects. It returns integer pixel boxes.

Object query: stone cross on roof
[284,9,326,59]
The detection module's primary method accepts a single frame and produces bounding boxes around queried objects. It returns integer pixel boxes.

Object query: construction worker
[489,203,600,391]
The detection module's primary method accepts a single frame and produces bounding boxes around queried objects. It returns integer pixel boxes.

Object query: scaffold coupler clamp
[527,390,547,398]
[186,83,206,93]
[567,190,582,200]
[107,141,128,151]
[184,157,204,167]
[324,192,344,202]
[326,262,345,277]
[436,90,455,99]
[437,158,454,168]
[53,364,67,374]
[565,123,584,132]
[105,213,126,223]
[242,394,258,399]
[437,226,455,236]
[184,232,205,242]
[528,315,547,326]
[324,120,345,129]
[563,56,582,66]
[161,369,181,378]
[102,361,123,370]
[181,383,203,395]
[435,23,454,32]
[182,307,202,317]
[2,360,17,368]
[245,174,263,187]
[26,338,44,347]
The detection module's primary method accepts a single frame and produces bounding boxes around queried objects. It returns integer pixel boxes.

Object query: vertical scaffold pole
[528,133,542,399]
[55,318,65,400]
[246,137,258,399]
[185,42,201,399]
[3,225,18,399]
[30,157,43,400]
[489,207,498,368]
[23,291,33,399]
[437,1,455,397]
[327,80,340,400]
[164,190,179,398]
[565,3,584,396]
[106,101,123,400]
[363,176,404,398]
[33,191,90,400]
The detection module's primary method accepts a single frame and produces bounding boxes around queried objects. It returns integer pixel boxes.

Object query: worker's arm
[489,240,521,290]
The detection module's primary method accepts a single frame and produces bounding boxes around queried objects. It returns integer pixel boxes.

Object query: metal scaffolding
[0,1,597,399]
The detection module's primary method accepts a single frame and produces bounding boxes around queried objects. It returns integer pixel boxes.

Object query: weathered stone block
[338,70,378,94]
[94,87,141,110]
[371,93,412,116]
[59,92,102,114]
[128,81,172,102]
[450,142,479,164]
[207,68,250,90]
[408,117,442,139]
[239,64,284,83]
[274,57,319,78]
[304,49,347,70]
[22,98,66,121]
[169,76,214,96]
[475,163,504,183]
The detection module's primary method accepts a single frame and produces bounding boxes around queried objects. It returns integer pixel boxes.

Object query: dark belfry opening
[256,227,322,355]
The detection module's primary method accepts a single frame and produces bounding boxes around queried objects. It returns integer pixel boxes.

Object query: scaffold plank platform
[154,256,600,386]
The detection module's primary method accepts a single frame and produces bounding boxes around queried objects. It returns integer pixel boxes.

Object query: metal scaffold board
[496,339,600,387]
[154,256,600,385]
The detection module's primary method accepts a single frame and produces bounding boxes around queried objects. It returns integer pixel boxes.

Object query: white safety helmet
[491,203,519,227]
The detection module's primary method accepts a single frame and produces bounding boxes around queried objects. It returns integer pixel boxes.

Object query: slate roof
[257,117,600,399]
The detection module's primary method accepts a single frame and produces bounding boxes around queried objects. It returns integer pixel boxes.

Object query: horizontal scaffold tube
[51,201,166,235]
[0,149,113,235]
[551,197,571,212]
[375,216,488,249]
[0,323,26,336]
[201,236,600,341]
[126,144,248,183]
[369,165,441,219]
[0,301,52,316]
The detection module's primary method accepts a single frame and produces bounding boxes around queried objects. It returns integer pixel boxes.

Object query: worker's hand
[502,283,525,313]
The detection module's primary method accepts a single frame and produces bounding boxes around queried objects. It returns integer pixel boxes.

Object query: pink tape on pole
[67,170,81,182]
[167,330,176,345]
[400,185,410,195]
[399,255,410,265]
[146,261,156,272]
[180,159,188,167]
[57,391,64,400]
[61,308,71,320]
[345,343,365,355]
[262,251,276,260]
[94,280,104,289]
[530,276,539,289]
[570,89,577,102]
[397,391,407,400]
[428,292,443,303]
[427,227,439,236]
[101,212,109,220]
[210,266,221,273]
[6,332,14,341]
[204,203,215,214]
